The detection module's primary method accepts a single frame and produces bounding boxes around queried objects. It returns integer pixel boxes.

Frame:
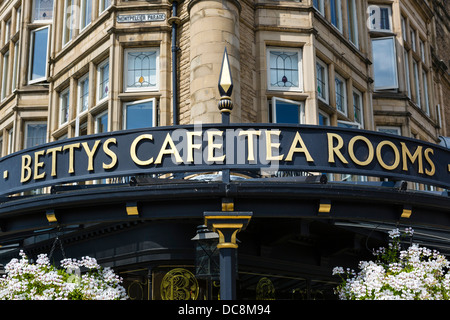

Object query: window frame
[1,50,10,101]
[32,0,54,23]
[319,110,330,126]
[422,70,430,115]
[24,121,47,149]
[330,0,343,32]
[404,49,411,98]
[338,120,361,129]
[352,88,364,128]
[410,28,417,52]
[334,73,347,116]
[123,98,157,130]
[79,0,92,31]
[419,39,425,62]
[124,48,160,93]
[347,0,359,47]
[371,36,399,91]
[5,18,11,43]
[28,25,50,84]
[401,15,407,42]
[413,60,421,107]
[59,87,70,127]
[97,58,109,103]
[15,6,21,33]
[270,97,305,125]
[95,110,109,134]
[62,0,74,47]
[12,41,19,92]
[377,126,401,136]
[367,4,392,32]
[7,128,14,155]
[99,0,112,14]
[266,47,303,92]
[316,57,329,103]
[313,0,325,16]
[77,73,89,115]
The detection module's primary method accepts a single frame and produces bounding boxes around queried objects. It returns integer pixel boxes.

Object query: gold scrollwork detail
[160,268,199,300]
[256,277,275,300]
[127,280,145,300]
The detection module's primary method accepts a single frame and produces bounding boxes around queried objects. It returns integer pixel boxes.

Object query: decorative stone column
[188,0,241,124]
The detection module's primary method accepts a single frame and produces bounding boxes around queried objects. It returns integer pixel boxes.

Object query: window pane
[404,49,411,97]
[81,0,92,29]
[99,61,109,100]
[368,5,391,31]
[26,123,47,148]
[338,121,359,129]
[423,71,429,115]
[353,91,363,126]
[96,113,108,133]
[378,127,400,135]
[12,42,19,91]
[316,61,327,101]
[401,16,406,41]
[372,37,398,89]
[335,76,346,114]
[347,0,358,46]
[30,27,49,81]
[313,0,324,14]
[330,0,341,30]
[60,90,70,124]
[413,61,421,106]
[410,30,416,51]
[273,99,302,124]
[5,20,11,42]
[126,50,158,89]
[79,76,89,112]
[63,0,74,45]
[100,0,111,12]
[16,7,21,33]
[269,50,299,89]
[125,100,154,129]
[33,0,53,21]
[380,8,390,30]
[2,52,9,100]
[319,113,329,126]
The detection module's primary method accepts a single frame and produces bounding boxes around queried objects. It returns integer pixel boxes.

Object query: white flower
[0,252,128,300]
[334,228,450,300]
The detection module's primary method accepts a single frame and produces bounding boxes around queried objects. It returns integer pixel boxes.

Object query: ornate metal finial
[218,48,233,115]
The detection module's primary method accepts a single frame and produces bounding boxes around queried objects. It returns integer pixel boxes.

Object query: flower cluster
[333,228,450,300]
[0,251,128,300]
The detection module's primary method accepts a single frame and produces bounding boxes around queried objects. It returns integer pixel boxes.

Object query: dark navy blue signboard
[1,124,449,196]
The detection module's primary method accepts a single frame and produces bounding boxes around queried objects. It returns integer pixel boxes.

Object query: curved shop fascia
[0,123,449,233]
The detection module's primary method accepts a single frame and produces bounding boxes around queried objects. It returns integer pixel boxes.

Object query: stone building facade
[0,0,447,161]
[0,0,448,300]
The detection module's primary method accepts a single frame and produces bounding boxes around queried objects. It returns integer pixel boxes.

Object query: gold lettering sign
[348,136,374,166]
[376,141,400,170]
[207,131,225,163]
[131,134,154,166]
[239,130,261,161]
[9,126,448,195]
